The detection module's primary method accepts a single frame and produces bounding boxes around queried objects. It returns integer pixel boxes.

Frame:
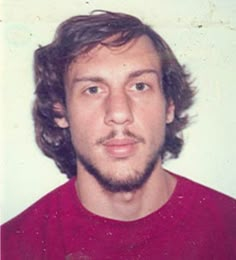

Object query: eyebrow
[71,69,161,87]
[128,69,161,81]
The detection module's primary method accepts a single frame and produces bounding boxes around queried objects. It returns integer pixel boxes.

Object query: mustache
[96,129,145,145]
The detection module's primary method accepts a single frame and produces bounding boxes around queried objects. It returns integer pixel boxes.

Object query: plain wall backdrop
[1,0,236,223]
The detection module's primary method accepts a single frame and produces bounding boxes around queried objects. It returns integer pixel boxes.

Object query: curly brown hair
[33,10,195,178]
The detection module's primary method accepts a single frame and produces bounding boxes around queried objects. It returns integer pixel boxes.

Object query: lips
[103,138,138,158]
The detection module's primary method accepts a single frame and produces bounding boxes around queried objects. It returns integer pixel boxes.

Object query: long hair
[33,11,195,178]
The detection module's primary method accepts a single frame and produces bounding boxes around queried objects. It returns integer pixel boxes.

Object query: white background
[1,0,236,223]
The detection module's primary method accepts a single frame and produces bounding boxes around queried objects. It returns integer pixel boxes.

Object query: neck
[75,162,176,221]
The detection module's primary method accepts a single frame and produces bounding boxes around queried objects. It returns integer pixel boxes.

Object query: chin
[77,149,161,193]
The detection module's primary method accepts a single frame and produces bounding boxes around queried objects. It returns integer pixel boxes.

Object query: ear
[53,102,69,128]
[166,99,175,124]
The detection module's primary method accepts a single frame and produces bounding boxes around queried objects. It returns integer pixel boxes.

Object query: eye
[131,82,149,91]
[85,86,101,95]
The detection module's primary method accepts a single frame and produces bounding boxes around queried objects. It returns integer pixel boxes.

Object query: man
[2,10,236,259]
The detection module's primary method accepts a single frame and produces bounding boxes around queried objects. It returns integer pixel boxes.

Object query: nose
[104,90,134,126]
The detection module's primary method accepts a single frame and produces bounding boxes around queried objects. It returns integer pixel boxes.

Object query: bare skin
[56,35,176,221]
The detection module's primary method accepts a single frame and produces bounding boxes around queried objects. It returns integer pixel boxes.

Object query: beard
[76,146,162,193]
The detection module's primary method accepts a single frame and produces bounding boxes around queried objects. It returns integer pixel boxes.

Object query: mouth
[103,138,139,158]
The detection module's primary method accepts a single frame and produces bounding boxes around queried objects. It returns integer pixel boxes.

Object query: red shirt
[2,173,236,259]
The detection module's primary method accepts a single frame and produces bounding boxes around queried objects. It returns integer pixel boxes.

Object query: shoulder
[171,173,236,257]
[2,178,75,231]
[176,173,236,209]
[175,173,236,211]
[174,173,236,231]
[1,178,76,259]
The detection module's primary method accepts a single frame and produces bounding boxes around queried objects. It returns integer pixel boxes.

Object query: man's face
[61,35,174,192]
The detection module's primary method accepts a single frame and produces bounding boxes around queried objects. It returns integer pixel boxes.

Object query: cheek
[138,101,167,127]
[66,106,88,143]
[67,104,104,146]
[137,104,167,141]
[149,119,166,142]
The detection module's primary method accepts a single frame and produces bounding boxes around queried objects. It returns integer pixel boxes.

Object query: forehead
[66,35,161,79]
